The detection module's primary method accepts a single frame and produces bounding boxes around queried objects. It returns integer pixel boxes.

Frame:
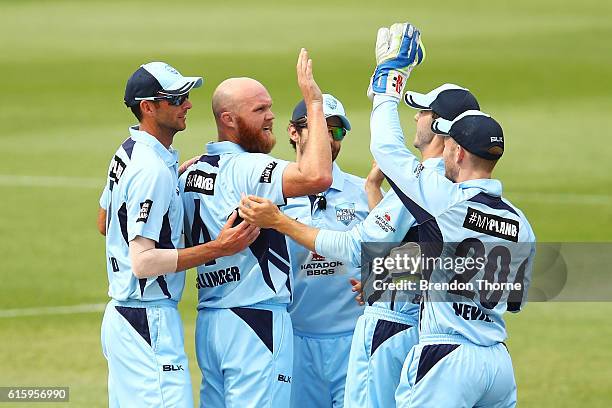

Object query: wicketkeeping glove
[367,23,426,100]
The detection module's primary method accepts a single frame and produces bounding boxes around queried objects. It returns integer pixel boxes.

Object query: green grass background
[1,0,611,406]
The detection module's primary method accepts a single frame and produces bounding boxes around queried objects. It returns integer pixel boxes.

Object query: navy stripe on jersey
[118,203,128,244]
[249,229,277,293]
[415,344,460,384]
[231,307,274,353]
[190,199,216,266]
[386,176,433,224]
[468,192,518,216]
[199,154,220,168]
[115,306,151,346]
[139,279,146,296]
[156,211,175,249]
[268,230,292,297]
[121,138,136,159]
[371,319,412,356]
[156,276,172,299]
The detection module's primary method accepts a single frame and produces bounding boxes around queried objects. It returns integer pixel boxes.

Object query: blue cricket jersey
[179,141,292,309]
[370,95,536,346]
[100,126,185,302]
[315,158,445,326]
[283,163,370,336]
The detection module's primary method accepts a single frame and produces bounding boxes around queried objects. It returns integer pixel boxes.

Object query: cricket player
[179,49,332,408]
[238,83,479,408]
[283,93,373,407]
[99,62,259,407]
[368,23,536,407]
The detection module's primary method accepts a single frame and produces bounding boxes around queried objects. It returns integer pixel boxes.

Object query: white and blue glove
[367,23,426,100]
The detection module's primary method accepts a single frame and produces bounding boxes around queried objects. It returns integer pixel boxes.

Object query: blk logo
[163,364,184,372]
[278,374,291,383]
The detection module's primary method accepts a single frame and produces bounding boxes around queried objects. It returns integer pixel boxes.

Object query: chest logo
[335,202,356,226]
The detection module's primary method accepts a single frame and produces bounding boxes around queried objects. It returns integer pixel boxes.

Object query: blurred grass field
[1,0,611,406]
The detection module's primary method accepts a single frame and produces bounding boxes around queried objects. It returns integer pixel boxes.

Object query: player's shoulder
[500,196,536,240]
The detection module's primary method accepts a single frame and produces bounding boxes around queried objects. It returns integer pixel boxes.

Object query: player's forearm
[370,95,419,172]
[365,182,384,211]
[315,228,362,267]
[298,101,333,189]
[272,213,319,252]
[176,241,226,271]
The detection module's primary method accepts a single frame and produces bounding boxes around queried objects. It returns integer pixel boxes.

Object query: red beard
[236,116,276,154]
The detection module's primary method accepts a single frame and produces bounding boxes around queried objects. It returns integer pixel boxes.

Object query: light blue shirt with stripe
[179,141,292,309]
[370,95,536,346]
[315,158,445,326]
[284,163,370,336]
[100,126,185,302]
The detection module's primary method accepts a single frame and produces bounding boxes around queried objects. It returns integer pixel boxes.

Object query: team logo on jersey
[374,210,396,232]
[184,169,216,195]
[463,207,519,242]
[137,200,153,223]
[109,155,126,184]
[311,252,325,261]
[259,161,278,183]
[335,202,355,226]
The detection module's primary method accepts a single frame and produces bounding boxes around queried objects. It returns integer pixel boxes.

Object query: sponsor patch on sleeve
[259,161,278,183]
[109,155,126,184]
[137,199,153,223]
[184,169,216,195]
[463,207,519,242]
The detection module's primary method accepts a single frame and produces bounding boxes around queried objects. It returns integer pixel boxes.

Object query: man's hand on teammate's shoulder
[178,155,200,176]
[214,211,260,256]
[238,194,283,229]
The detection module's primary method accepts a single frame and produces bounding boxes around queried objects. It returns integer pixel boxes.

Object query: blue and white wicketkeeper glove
[367,23,426,100]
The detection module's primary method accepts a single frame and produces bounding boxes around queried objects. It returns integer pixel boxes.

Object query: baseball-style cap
[432,110,504,160]
[291,94,351,131]
[124,62,203,107]
[404,84,480,120]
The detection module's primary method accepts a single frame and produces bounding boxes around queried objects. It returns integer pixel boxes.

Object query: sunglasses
[135,93,190,106]
[328,126,347,141]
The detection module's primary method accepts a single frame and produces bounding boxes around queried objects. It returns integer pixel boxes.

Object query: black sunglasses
[136,93,189,106]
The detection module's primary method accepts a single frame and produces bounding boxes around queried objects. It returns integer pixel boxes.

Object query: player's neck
[139,122,175,149]
[454,168,492,183]
[419,145,443,161]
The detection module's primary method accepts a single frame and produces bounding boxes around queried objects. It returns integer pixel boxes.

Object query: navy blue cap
[124,62,203,107]
[404,83,479,120]
[432,110,504,160]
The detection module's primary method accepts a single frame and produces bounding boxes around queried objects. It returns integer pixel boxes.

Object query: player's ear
[140,100,156,117]
[288,124,300,143]
[456,145,466,163]
[219,111,236,129]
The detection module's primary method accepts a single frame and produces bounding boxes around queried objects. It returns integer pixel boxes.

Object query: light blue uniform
[370,95,536,408]
[283,163,369,408]
[314,158,443,408]
[100,126,192,408]
[179,141,293,408]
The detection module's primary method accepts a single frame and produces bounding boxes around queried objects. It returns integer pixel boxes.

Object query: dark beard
[298,140,341,162]
[236,116,275,154]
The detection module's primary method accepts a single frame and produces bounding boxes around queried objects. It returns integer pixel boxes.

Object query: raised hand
[296,48,323,106]
[368,22,426,100]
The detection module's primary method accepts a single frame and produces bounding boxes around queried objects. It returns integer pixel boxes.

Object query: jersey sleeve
[243,154,290,206]
[99,183,110,209]
[315,189,417,267]
[370,95,461,220]
[125,164,173,243]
